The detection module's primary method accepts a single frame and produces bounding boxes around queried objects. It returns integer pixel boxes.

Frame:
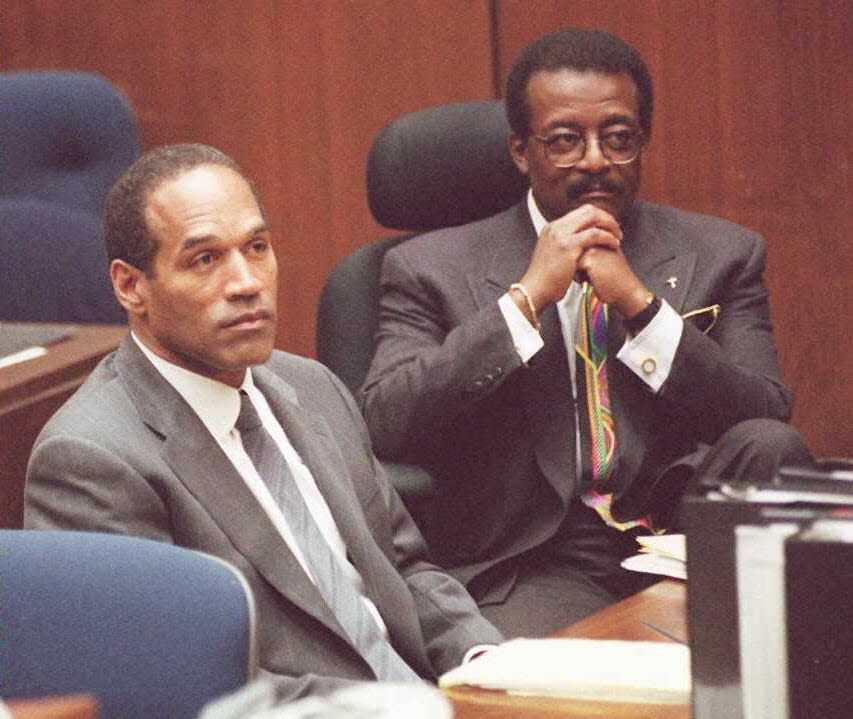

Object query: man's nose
[224,253,263,296]
[574,134,609,173]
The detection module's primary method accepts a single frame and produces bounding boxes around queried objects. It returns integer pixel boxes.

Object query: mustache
[566,177,624,197]
[220,309,274,328]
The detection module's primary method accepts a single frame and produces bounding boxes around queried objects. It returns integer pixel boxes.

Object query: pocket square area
[681,304,721,334]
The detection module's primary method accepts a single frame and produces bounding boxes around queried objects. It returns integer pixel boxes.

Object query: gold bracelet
[509,282,541,331]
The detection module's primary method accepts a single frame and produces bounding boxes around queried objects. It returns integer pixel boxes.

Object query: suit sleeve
[659,231,793,442]
[359,246,525,462]
[372,454,504,671]
[25,433,173,539]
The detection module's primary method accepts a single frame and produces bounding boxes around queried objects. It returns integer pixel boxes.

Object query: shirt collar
[131,332,251,441]
[526,188,548,237]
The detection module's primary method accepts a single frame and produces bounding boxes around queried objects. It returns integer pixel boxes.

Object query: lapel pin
[666,276,678,288]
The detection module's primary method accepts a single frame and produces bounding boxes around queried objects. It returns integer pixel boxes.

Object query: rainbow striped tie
[576,283,653,532]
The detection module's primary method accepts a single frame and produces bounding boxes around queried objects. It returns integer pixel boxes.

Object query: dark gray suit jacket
[359,200,793,585]
[25,337,502,699]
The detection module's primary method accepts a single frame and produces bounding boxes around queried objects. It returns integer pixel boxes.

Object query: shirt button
[641,357,657,375]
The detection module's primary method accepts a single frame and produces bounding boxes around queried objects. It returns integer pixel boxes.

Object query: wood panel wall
[1,0,494,358]
[2,0,850,457]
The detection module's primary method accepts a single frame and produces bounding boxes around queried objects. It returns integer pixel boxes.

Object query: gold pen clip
[681,304,721,334]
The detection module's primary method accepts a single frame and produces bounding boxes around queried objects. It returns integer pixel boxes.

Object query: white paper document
[636,534,686,561]
[621,533,687,580]
[439,638,691,704]
[0,345,48,368]
[621,552,687,580]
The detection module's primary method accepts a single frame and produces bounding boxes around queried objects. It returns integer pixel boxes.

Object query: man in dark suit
[359,29,813,636]
[25,143,502,700]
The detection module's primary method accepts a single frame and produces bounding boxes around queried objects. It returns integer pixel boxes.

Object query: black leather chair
[0,71,140,323]
[316,100,526,513]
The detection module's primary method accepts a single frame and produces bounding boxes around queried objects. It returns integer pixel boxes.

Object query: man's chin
[232,341,276,369]
[213,337,277,373]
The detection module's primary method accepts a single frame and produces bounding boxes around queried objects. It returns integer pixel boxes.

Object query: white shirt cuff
[616,300,683,392]
[499,292,543,363]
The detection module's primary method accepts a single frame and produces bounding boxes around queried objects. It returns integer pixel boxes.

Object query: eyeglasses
[531,128,645,168]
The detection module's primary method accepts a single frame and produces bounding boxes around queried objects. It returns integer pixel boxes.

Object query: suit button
[641,357,657,375]
[493,366,503,378]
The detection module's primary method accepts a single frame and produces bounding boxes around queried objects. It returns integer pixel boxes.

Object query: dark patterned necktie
[236,391,420,681]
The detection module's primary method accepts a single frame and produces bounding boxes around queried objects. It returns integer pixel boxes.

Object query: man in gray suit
[25,144,502,700]
[359,29,813,636]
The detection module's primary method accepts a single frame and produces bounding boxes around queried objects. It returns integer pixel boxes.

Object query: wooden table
[0,323,126,528]
[445,580,690,719]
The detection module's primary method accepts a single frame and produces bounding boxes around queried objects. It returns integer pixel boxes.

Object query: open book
[439,638,691,704]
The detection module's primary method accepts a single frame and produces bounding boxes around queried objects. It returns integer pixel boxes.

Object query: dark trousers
[475,418,814,638]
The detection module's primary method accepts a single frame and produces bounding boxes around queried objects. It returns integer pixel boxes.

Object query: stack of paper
[621,533,687,580]
[439,638,691,704]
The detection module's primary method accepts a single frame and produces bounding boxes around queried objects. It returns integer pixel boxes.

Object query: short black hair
[506,29,654,138]
[103,143,260,274]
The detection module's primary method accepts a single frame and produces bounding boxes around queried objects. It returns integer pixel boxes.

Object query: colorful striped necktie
[576,282,653,533]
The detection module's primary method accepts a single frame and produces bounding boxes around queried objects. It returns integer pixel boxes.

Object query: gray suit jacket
[25,337,502,699]
[360,200,793,585]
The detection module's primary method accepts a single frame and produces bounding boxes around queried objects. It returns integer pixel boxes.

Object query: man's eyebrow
[601,113,639,126]
[179,223,270,253]
[545,113,639,132]
[180,235,218,253]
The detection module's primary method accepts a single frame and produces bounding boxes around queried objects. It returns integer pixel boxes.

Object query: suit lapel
[473,203,578,504]
[113,338,346,637]
[254,367,431,671]
[478,202,538,303]
[621,203,697,313]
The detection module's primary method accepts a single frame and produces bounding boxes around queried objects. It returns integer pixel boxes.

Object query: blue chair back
[0,71,140,214]
[0,71,140,323]
[0,530,257,719]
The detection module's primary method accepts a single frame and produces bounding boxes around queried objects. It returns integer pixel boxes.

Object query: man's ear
[110,259,148,318]
[508,133,530,176]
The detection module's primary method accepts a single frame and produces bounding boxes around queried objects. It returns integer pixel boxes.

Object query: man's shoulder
[259,350,345,400]
[34,350,135,443]
[263,349,330,379]
[386,201,529,264]
[636,200,763,242]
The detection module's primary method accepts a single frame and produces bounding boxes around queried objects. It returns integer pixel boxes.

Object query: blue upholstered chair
[0,71,140,323]
[0,530,258,719]
[316,100,526,514]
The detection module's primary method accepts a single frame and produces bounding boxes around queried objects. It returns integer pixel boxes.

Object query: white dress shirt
[132,333,388,634]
